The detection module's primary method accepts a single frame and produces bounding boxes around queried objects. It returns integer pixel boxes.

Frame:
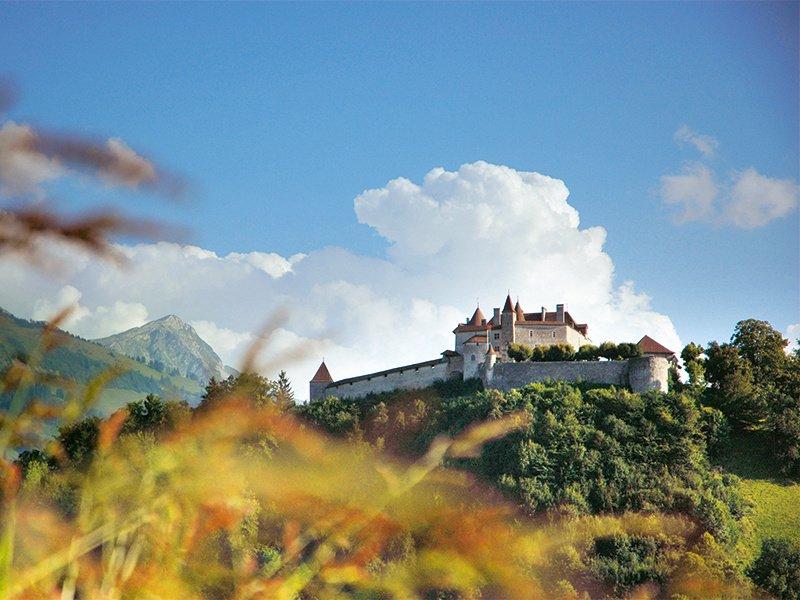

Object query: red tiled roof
[502,294,514,312]
[637,335,674,356]
[311,361,333,382]
[486,344,498,356]
[453,323,492,333]
[467,306,485,326]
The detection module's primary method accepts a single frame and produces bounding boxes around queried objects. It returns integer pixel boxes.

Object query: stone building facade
[309,294,674,401]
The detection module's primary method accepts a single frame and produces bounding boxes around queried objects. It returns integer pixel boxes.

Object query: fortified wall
[321,357,454,399]
[485,355,669,393]
[311,354,669,401]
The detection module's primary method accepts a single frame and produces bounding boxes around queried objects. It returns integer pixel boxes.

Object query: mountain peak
[94,315,227,384]
[154,314,187,327]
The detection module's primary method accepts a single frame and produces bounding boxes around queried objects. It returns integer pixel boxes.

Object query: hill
[94,314,228,384]
[714,429,800,558]
[0,308,205,414]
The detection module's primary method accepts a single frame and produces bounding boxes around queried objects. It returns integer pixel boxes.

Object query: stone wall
[487,360,629,392]
[324,358,449,400]
[486,355,669,394]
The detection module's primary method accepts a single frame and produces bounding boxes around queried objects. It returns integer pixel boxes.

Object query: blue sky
[1,2,797,356]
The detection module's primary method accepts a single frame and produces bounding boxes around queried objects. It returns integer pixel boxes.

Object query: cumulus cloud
[29,283,149,338]
[660,163,718,223]
[661,127,798,228]
[723,168,799,229]
[1,161,683,399]
[225,251,306,278]
[674,125,719,158]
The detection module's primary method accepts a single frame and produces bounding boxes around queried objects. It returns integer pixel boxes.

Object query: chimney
[541,306,547,321]
[493,308,501,325]
[556,304,565,322]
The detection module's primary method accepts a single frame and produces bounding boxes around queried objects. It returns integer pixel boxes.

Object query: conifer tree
[276,370,295,405]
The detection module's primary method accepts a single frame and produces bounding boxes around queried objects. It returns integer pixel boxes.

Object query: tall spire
[502,293,514,313]
[515,299,525,322]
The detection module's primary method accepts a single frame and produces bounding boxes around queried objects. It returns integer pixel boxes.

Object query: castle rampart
[313,354,669,400]
[310,294,674,401]
[486,355,668,394]
[321,357,451,399]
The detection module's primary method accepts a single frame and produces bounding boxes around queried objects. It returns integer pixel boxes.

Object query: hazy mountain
[94,315,228,384]
[0,308,204,414]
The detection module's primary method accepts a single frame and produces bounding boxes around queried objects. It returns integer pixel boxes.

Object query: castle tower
[501,293,516,355]
[309,360,333,401]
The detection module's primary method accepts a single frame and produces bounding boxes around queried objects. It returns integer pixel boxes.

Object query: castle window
[494,333,500,340]
[552,331,556,338]
[471,355,476,361]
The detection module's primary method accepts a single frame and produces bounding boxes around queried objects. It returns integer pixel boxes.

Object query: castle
[310,294,675,401]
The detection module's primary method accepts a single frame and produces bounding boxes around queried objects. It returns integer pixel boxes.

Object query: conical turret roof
[485,344,497,356]
[502,294,514,312]
[515,299,525,322]
[467,306,485,326]
[311,361,333,382]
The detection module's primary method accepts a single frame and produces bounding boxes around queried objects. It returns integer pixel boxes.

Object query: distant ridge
[0,307,204,414]
[94,315,228,384]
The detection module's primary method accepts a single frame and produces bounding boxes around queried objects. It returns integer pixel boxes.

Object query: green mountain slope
[0,308,204,415]
[94,315,227,384]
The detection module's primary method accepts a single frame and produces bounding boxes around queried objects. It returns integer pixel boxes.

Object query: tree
[15,448,57,477]
[508,343,533,362]
[731,319,788,386]
[599,341,619,360]
[680,342,706,394]
[576,344,600,361]
[747,538,800,600]
[276,370,295,406]
[704,342,764,428]
[57,416,100,464]
[544,343,575,361]
[123,394,190,435]
[198,372,279,411]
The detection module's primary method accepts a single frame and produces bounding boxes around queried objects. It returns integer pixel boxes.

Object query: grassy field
[714,429,800,557]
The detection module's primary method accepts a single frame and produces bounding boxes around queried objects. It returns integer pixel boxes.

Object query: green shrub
[508,343,533,362]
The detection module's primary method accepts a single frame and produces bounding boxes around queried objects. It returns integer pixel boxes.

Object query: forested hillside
[0,308,204,413]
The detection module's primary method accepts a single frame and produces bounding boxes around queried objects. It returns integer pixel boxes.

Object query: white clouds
[1,161,683,398]
[661,127,798,228]
[225,251,306,278]
[30,283,148,338]
[674,125,719,159]
[724,168,799,229]
[660,163,718,223]
[190,320,254,365]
